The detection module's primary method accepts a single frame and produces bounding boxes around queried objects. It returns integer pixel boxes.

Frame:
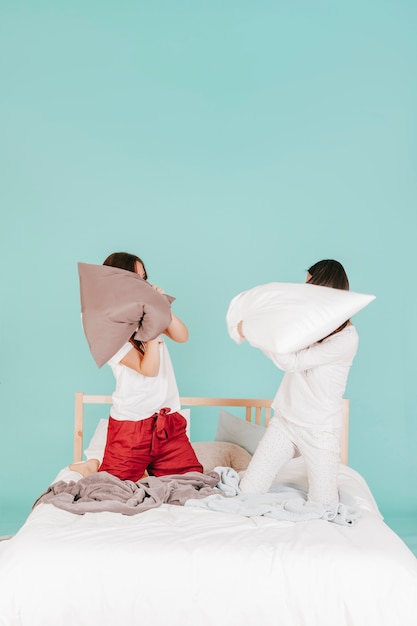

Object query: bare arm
[149,283,189,343]
[164,312,189,343]
[120,338,161,376]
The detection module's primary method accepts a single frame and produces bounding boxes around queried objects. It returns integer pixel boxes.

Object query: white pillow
[83,409,191,463]
[226,282,375,353]
[215,409,265,456]
[84,418,108,463]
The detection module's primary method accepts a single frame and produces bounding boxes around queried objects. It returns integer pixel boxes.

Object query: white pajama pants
[239,414,341,507]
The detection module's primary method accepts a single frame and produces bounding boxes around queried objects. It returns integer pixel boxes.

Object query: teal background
[1,1,416,547]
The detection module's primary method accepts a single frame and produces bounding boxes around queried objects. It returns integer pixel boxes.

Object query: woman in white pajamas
[239,260,359,508]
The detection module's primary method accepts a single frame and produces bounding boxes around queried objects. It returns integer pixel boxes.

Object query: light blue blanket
[185,466,360,526]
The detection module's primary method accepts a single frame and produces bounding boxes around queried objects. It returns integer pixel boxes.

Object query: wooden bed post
[74,392,84,463]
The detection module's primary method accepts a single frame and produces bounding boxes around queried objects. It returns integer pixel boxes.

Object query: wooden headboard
[74,393,350,465]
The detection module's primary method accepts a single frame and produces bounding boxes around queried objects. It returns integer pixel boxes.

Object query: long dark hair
[307,259,349,291]
[103,251,148,280]
[103,251,148,355]
[307,259,350,338]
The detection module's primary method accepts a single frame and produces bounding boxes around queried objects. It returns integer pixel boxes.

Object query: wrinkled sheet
[1,459,417,626]
[33,470,220,515]
[186,480,361,525]
[33,465,360,525]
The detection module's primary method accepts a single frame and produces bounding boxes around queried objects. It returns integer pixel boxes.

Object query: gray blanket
[33,471,221,516]
[33,467,360,525]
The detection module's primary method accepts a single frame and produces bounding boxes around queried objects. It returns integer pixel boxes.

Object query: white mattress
[1,459,416,626]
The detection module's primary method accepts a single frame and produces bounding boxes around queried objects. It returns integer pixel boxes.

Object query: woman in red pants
[71,251,202,482]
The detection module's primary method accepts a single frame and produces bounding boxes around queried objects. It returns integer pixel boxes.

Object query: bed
[0,394,416,626]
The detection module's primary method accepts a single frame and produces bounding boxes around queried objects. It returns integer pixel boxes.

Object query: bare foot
[69,459,100,477]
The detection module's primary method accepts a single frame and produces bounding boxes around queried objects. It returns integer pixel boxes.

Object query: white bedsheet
[1,459,416,626]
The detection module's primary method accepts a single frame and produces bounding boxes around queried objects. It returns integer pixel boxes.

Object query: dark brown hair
[307,259,349,291]
[307,259,350,338]
[103,251,148,355]
[103,251,147,280]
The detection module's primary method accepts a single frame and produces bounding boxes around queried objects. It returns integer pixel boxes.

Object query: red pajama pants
[99,408,203,482]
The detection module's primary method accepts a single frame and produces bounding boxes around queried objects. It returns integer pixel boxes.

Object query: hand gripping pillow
[227,282,375,353]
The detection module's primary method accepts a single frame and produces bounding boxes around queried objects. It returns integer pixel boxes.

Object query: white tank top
[107,339,180,421]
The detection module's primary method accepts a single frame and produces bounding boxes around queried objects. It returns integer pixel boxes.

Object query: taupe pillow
[78,262,174,367]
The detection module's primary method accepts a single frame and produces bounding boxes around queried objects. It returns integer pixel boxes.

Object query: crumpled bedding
[33,470,220,515]
[186,478,361,525]
[33,466,360,525]
[3,458,416,626]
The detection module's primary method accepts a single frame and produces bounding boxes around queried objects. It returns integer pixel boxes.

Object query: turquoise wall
[1,1,416,534]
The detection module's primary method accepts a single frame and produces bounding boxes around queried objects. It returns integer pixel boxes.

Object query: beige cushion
[192,441,252,473]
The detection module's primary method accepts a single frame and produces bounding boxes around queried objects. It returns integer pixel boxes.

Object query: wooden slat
[265,407,272,426]
[73,391,85,463]
[73,394,350,464]
[82,394,113,404]
[73,393,113,462]
[180,397,271,408]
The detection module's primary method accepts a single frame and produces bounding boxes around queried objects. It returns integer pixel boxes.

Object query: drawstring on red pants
[151,408,171,452]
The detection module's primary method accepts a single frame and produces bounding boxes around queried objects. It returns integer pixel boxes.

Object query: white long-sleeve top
[262,324,359,429]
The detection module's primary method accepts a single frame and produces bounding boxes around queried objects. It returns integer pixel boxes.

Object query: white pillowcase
[227,282,375,353]
[84,418,109,463]
[215,409,265,456]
